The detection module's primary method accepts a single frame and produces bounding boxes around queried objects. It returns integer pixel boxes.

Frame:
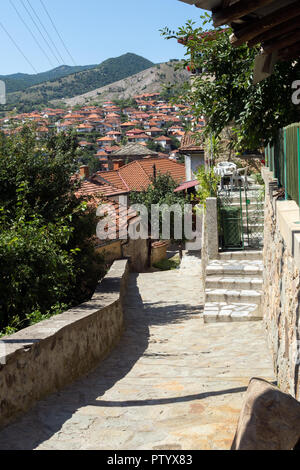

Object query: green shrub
[0,126,105,333]
[153,257,180,271]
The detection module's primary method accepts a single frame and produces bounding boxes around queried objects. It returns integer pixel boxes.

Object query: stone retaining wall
[262,168,300,399]
[0,259,129,430]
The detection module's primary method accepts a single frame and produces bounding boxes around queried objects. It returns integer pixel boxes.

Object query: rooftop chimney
[79,165,89,180]
[153,164,157,182]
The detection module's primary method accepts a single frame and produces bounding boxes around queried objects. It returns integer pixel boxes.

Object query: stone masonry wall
[262,169,300,399]
[0,259,129,430]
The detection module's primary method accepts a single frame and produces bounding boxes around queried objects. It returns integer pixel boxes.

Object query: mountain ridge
[61,61,189,108]
[0,64,98,93]
[1,53,155,112]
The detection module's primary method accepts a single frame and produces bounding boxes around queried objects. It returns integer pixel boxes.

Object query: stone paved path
[0,253,275,450]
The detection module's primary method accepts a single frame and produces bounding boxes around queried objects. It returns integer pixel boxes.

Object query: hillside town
[0,93,205,171]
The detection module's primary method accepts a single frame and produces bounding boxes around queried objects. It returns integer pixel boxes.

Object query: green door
[220,206,242,249]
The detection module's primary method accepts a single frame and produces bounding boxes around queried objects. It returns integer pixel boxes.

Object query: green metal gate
[243,186,265,250]
[218,189,244,250]
[218,186,264,251]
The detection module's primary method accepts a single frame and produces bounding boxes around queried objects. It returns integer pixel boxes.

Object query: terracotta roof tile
[75,178,126,198]
[95,200,138,245]
[94,171,130,192]
[96,158,185,192]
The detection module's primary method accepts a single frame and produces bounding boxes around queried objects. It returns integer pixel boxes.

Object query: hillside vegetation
[62,61,190,107]
[0,64,97,93]
[2,53,154,112]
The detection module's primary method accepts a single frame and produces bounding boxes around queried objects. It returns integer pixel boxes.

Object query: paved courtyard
[0,253,275,450]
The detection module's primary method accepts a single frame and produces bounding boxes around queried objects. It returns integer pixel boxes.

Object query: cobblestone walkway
[0,253,274,450]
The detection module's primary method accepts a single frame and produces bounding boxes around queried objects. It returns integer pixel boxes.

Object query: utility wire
[19,0,60,65]
[0,21,38,73]
[9,0,55,69]
[39,0,77,66]
[26,0,67,65]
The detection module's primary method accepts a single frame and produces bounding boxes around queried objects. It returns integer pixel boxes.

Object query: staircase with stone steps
[203,251,264,323]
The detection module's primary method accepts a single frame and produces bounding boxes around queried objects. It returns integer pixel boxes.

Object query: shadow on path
[0,273,203,450]
[86,386,248,408]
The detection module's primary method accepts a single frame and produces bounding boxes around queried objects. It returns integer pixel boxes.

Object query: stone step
[243,241,264,250]
[218,251,263,261]
[206,288,262,304]
[230,202,264,209]
[243,225,264,234]
[244,222,264,228]
[229,195,262,201]
[243,233,264,240]
[247,185,264,190]
[203,302,262,323]
[221,199,262,206]
[207,260,263,277]
[223,190,263,196]
[219,186,263,195]
[242,208,264,215]
[206,276,263,290]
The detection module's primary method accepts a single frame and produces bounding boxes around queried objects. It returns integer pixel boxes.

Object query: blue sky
[0,0,205,75]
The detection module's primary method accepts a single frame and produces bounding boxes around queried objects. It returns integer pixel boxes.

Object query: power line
[39,0,77,66]
[26,0,67,65]
[0,21,38,73]
[9,0,55,69]
[19,0,61,66]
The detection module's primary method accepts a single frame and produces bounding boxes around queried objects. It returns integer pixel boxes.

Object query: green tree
[194,166,220,207]
[0,126,104,333]
[130,173,189,257]
[161,17,300,151]
[170,136,181,150]
[146,140,164,153]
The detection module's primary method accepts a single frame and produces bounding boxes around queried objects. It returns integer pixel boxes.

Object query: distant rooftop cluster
[0,92,206,244]
[0,92,205,172]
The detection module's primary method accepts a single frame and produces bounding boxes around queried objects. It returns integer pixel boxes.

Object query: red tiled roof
[95,171,130,192]
[147,127,162,132]
[107,131,121,135]
[77,123,94,129]
[75,178,126,198]
[98,136,115,142]
[155,136,172,142]
[126,128,145,135]
[174,180,198,193]
[96,158,185,192]
[128,133,149,139]
[74,184,137,245]
[95,199,138,245]
[120,121,139,127]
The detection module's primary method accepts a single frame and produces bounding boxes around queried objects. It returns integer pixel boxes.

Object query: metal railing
[265,123,300,206]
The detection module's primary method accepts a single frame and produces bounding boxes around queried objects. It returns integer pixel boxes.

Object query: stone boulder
[231,378,300,450]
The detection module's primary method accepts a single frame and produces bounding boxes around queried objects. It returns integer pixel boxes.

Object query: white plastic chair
[230,167,249,189]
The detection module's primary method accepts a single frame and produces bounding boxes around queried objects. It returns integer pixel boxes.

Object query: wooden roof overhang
[179,0,300,80]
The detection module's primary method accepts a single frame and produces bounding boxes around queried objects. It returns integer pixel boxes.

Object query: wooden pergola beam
[212,0,274,27]
[230,3,300,47]
[247,15,300,47]
[263,29,300,54]
[279,40,300,59]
